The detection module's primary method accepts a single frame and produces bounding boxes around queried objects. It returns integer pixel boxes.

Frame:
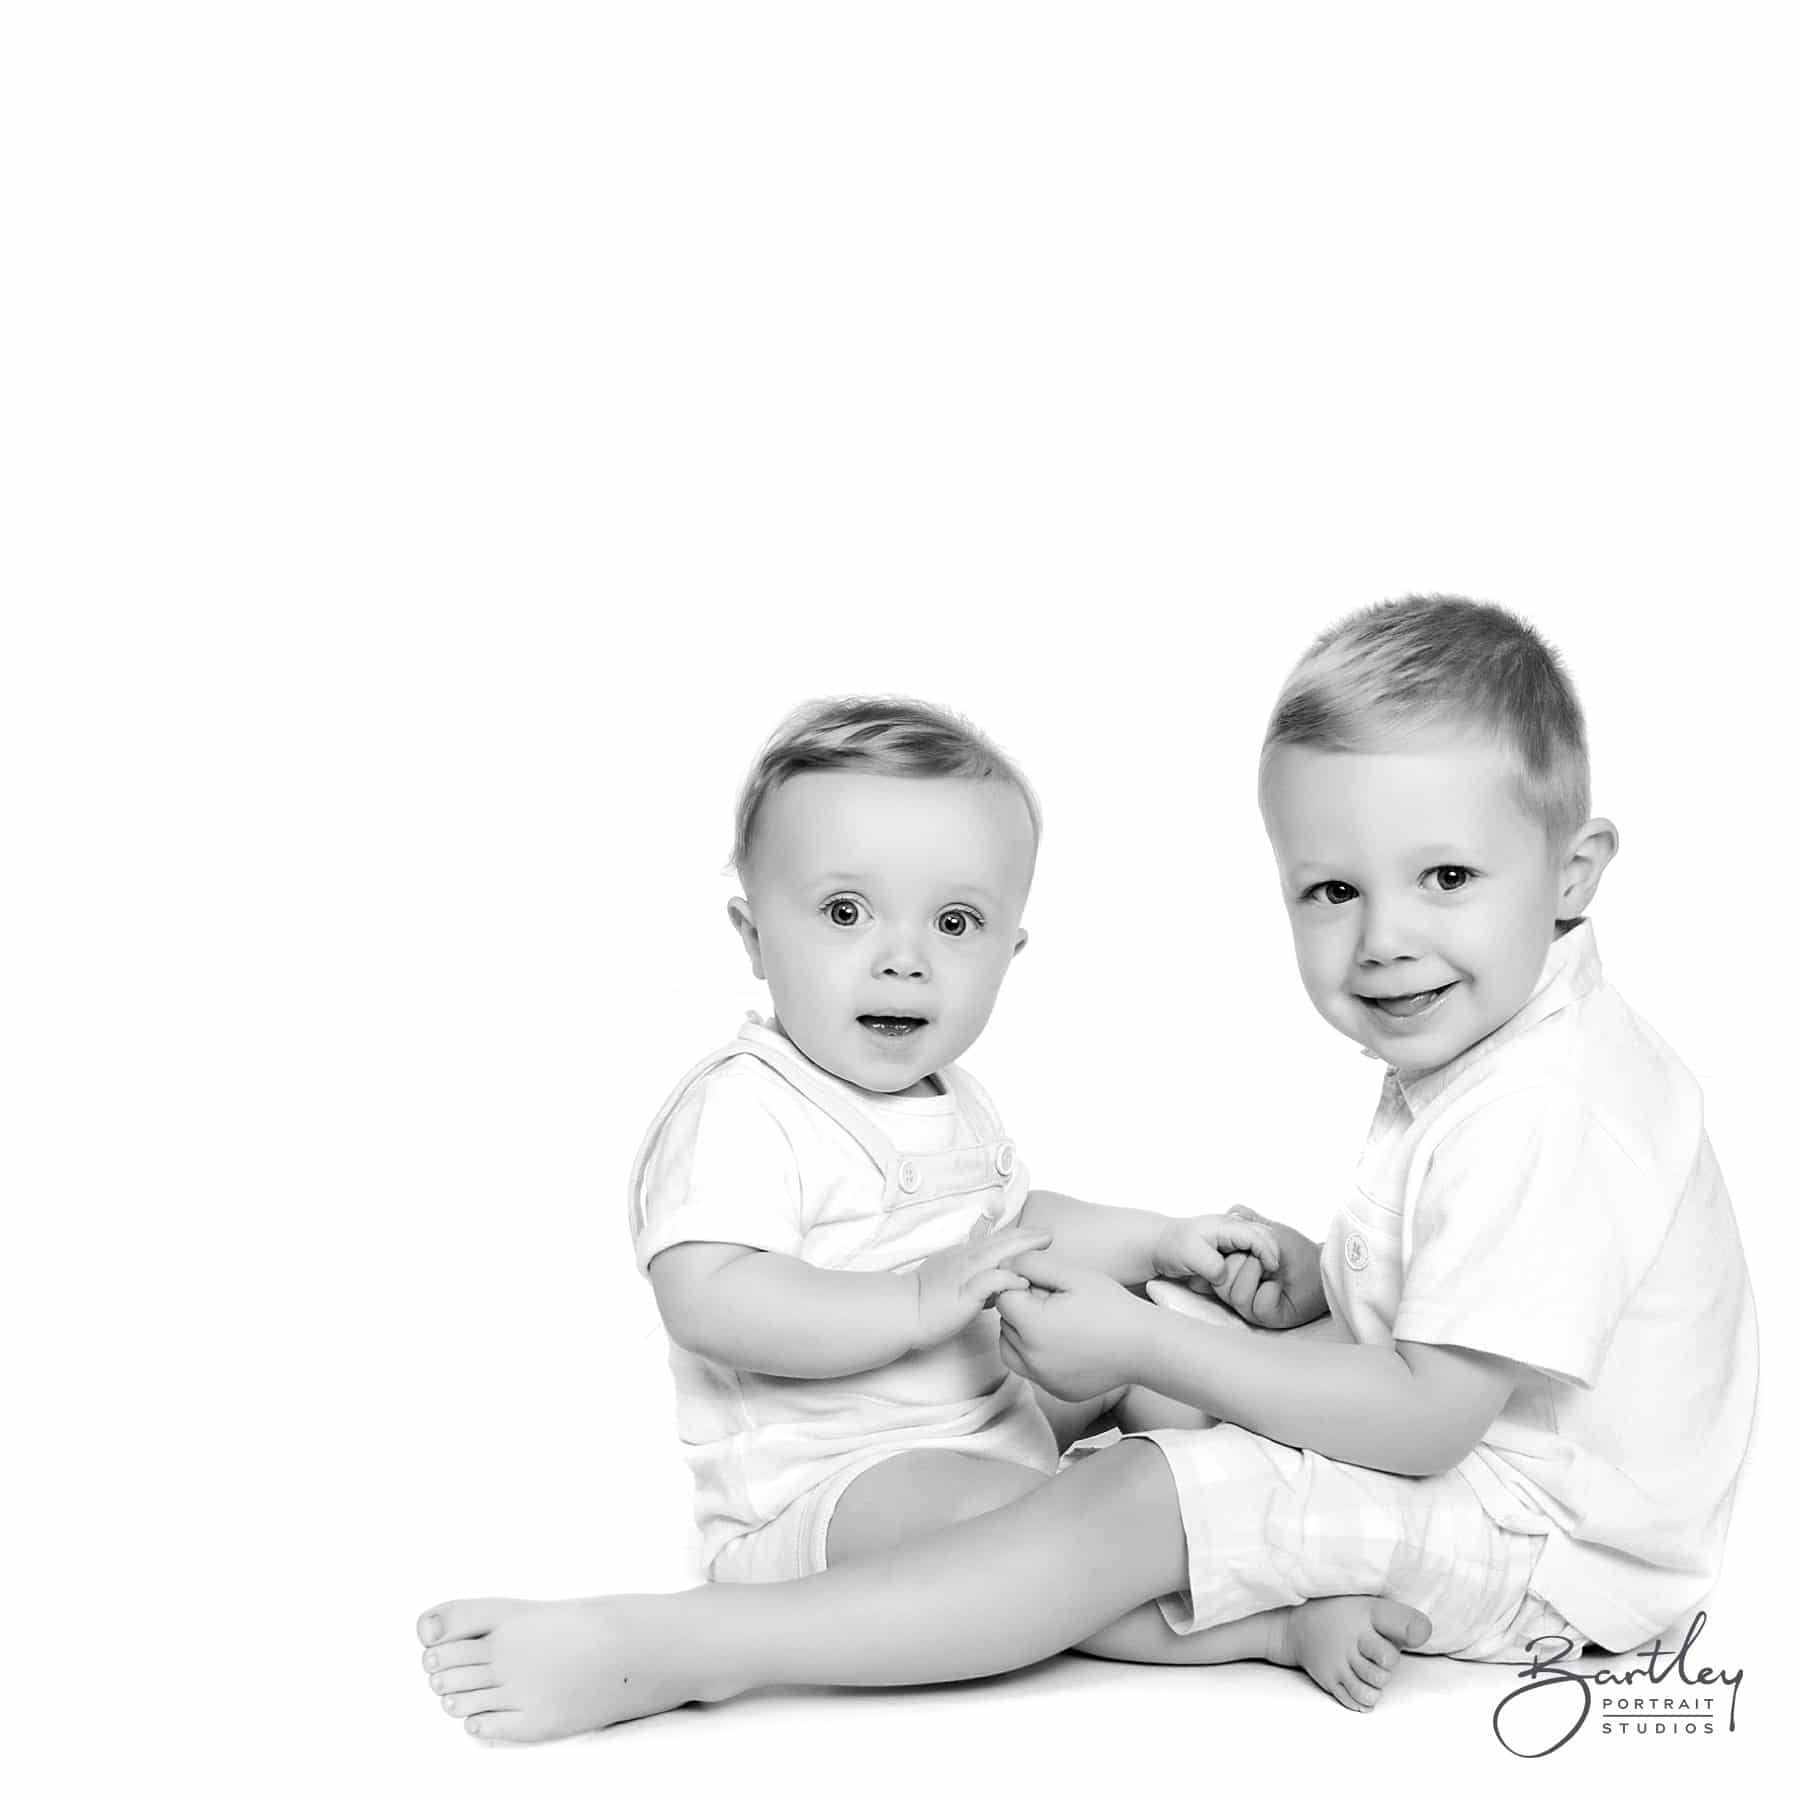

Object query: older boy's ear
[1012,928,1029,959]
[1558,818,1619,918]
[726,896,766,980]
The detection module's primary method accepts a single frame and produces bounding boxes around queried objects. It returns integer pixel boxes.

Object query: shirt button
[898,1159,922,1194]
[994,1141,1017,1179]
[1344,1233,1370,1272]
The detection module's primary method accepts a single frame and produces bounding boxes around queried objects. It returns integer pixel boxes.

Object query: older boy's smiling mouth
[1357,982,1458,1021]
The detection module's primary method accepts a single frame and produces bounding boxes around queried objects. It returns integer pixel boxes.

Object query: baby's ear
[1558,818,1619,917]
[726,896,766,980]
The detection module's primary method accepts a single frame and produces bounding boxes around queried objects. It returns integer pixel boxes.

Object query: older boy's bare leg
[825,1449,1048,1563]
[418,1438,1189,1743]
[1077,1595,1429,1711]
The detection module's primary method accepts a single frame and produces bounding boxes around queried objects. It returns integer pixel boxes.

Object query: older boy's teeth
[1370,988,1444,1017]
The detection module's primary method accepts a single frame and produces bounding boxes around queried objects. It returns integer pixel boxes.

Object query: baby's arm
[1020,1189,1277,1292]
[651,1228,1048,1378]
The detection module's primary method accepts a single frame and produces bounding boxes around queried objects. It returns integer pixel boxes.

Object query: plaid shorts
[1064,1422,1580,1661]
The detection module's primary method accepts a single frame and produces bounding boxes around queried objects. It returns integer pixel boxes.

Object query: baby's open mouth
[858,1014,928,1037]
[1359,983,1456,1019]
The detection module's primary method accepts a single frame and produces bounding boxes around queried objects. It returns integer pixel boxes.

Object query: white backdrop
[7,5,1793,1796]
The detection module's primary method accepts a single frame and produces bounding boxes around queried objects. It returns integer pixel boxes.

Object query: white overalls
[630,1019,1058,1581]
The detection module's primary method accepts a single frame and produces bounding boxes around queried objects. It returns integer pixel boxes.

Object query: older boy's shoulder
[1482,981,1705,1174]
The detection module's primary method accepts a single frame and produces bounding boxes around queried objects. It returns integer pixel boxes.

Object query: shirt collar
[1385,917,1605,1112]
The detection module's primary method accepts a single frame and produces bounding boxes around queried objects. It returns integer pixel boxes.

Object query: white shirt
[630,1020,1055,1568]
[1323,922,1759,1650]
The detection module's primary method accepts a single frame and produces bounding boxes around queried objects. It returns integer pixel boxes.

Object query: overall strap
[625,1026,901,1238]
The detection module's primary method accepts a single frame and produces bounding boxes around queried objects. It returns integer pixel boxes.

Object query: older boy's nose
[1356,899,1418,964]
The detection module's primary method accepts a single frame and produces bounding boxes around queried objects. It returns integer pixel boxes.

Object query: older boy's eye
[1429,866,1474,892]
[822,897,868,928]
[1303,880,1358,906]
[936,907,983,937]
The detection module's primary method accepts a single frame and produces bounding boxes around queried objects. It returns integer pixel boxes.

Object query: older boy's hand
[994,1252,1148,1400]
[1150,1212,1281,1290]
[911,1227,1052,1348]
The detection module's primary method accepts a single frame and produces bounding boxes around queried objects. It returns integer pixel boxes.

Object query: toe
[419,1597,521,1648]
[468,1711,531,1742]
[434,1665,500,1697]
[1340,1674,1382,1710]
[444,1687,510,1719]
[1370,1598,1431,1649]
[423,1635,495,1673]
[1357,1630,1399,1670]
[1349,1649,1389,1688]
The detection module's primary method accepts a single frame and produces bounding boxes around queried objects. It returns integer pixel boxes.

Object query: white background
[6,5,1794,1796]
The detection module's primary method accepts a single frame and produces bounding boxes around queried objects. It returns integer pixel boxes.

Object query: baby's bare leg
[826,1450,1048,1564]
[418,1438,1189,1743]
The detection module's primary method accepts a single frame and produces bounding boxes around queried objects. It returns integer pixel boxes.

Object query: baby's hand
[1150,1212,1280,1290]
[1204,1206,1328,1330]
[911,1227,1052,1348]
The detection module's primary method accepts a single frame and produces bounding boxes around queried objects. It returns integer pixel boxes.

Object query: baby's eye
[822,896,869,928]
[1302,880,1359,906]
[1427,866,1475,892]
[935,906,984,938]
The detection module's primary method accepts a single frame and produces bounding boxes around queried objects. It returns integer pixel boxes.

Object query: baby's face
[732,771,1035,1095]
[1260,733,1570,1076]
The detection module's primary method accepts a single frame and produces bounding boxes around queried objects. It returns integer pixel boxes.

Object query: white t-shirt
[1324,921,1759,1651]
[630,1019,1056,1569]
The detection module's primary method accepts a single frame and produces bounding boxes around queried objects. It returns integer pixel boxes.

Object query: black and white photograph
[9,6,1792,1796]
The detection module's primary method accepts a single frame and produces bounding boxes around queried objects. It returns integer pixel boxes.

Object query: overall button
[994,1141,1017,1179]
[897,1159,922,1195]
[1343,1233,1370,1273]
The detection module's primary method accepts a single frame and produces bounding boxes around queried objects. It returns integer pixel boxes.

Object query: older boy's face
[731,772,1035,1095]
[1261,735,1568,1076]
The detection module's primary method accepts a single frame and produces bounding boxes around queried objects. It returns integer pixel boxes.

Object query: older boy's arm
[1132,1309,1519,1475]
[650,1229,1047,1378]
[996,1253,1514,1475]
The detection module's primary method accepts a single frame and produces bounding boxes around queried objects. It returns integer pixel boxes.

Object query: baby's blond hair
[1262,596,1590,840]
[732,695,1040,872]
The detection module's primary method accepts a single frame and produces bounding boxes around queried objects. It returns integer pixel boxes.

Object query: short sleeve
[1394,1086,1659,1387]
[632,1061,807,1274]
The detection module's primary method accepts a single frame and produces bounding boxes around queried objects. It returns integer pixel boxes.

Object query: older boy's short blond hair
[1262,596,1591,841]
[731,695,1041,872]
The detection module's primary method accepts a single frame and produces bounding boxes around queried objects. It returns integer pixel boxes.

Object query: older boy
[418,600,1756,1740]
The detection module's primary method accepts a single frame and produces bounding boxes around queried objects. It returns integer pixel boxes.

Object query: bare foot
[1271,1596,1431,1712]
[416,1594,725,1743]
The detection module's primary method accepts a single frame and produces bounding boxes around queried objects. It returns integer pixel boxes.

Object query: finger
[1007,1250,1088,1292]
[1212,1221,1280,1269]
[1223,1257,1265,1315]
[994,1288,1042,1325]
[972,1268,1029,1304]
[1226,1204,1269,1225]
[976,1227,1054,1266]
[1211,1251,1249,1294]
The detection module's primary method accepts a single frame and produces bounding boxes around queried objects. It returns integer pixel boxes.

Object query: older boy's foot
[416,1595,721,1742]
[1273,1596,1430,1712]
